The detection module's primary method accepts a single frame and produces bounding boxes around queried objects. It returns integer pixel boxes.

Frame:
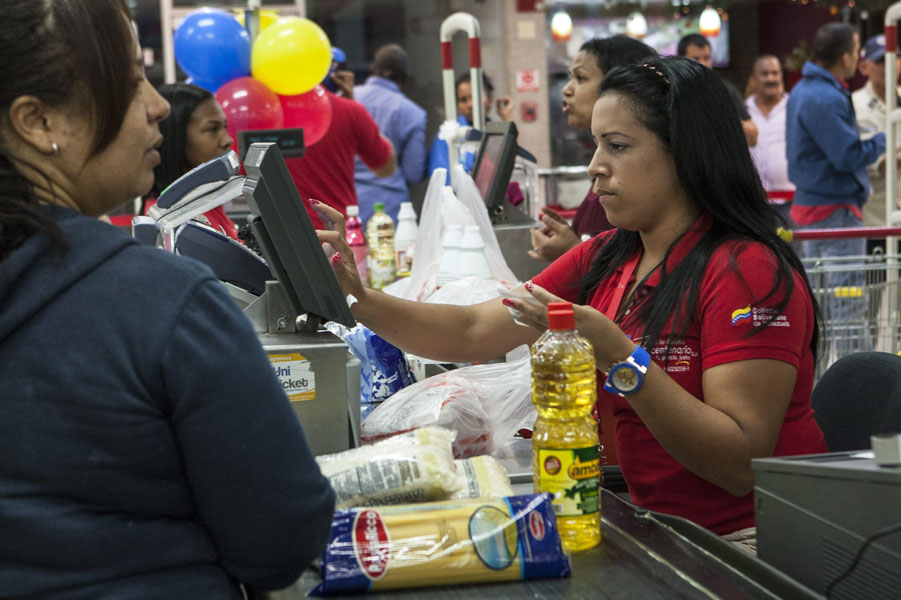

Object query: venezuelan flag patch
[731,305,752,325]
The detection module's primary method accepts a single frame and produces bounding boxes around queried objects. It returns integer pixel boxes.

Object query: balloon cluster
[174,8,335,146]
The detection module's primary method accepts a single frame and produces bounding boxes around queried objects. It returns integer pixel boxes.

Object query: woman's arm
[518,283,795,497]
[314,202,539,363]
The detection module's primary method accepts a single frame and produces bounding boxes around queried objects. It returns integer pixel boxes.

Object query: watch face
[612,365,640,393]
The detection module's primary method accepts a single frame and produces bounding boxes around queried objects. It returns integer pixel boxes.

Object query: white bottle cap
[459,225,485,249]
[398,202,416,220]
[346,205,359,217]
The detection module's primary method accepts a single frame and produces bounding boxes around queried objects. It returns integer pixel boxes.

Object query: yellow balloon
[234,9,279,32]
[251,17,331,97]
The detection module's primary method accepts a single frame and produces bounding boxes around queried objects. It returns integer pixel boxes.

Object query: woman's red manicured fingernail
[524,281,533,292]
[502,298,515,307]
[331,252,342,265]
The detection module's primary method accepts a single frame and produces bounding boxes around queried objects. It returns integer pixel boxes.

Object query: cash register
[132,145,361,456]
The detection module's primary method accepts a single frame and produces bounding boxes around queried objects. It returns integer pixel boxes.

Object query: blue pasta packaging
[310,493,571,595]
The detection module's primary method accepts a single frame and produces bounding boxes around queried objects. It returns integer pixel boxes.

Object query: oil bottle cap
[374,202,385,212]
[346,205,359,217]
[547,307,575,330]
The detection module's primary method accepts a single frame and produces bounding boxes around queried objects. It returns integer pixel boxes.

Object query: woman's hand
[528,207,581,263]
[508,282,635,367]
[312,200,366,303]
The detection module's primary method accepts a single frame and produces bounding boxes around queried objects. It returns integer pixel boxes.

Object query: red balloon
[279,86,333,146]
[214,77,284,143]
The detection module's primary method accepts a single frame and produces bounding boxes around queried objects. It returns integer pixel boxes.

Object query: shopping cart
[781,226,901,378]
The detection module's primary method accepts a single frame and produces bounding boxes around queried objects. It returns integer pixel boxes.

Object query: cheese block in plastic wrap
[451,455,515,500]
[310,493,570,595]
[315,427,460,509]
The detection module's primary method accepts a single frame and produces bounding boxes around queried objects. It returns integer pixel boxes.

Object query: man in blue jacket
[354,44,428,224]
[786,22,886,355]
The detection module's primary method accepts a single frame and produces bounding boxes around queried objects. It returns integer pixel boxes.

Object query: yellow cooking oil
[531,302,601,552]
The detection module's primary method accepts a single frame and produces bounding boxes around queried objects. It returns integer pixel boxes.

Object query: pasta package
[310,493,570,595]
[451,455,515,500]
[316,427,460,509]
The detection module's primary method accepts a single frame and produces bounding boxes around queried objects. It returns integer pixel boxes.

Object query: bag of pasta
[315,427,460,509]
[451,455,515,500]
[310,493,570,595]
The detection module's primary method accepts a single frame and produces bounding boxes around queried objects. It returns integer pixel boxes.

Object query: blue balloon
[185,77,220,93]
[174,9,250,91]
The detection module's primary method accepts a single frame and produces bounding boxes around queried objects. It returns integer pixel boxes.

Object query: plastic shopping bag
[325,322,416,403]
[361,349,535,458]
[451,164,517,286]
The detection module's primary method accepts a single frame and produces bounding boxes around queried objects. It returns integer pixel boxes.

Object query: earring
[50,142,59,155]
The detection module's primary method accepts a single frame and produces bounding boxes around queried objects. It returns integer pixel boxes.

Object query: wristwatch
[603,345,651,396]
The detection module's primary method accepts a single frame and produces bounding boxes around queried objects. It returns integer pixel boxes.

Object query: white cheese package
[316,427,460,509]
[451,455,515,500]
[310,493,570,595]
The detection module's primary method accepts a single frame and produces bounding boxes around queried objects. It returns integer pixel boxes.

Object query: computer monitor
[471,121,519,212]
[242,142,355,328]
[237,128,306,163]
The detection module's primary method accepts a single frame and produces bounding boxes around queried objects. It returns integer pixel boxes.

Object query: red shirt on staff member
[533,214,827,534]
[286,91,396,229]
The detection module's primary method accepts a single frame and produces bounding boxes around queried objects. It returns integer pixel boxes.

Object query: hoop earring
[50,142,59,155]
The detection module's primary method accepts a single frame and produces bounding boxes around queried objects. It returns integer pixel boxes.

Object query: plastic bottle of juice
[366,202,396,290]
[394,202,418,278]
[345,205,368,284]
[531,302,601,551]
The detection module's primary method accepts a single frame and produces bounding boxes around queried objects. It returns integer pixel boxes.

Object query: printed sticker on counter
[269,352,315,402]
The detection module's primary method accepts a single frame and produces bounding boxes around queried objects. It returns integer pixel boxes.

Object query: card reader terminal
[156,151,240,210]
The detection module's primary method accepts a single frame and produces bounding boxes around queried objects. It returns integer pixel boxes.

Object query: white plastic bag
[405,167,519,302]
[361,349,536,459]
[451,164,518,286]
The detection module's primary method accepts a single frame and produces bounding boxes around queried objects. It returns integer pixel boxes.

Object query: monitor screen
[242,142,355,328]
[471,121,518,212]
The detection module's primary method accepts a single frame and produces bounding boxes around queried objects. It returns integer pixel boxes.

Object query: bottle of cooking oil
[531,301,600,551]
[366,202,396,290]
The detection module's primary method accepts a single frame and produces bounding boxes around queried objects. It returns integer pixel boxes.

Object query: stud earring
[50,142,59,155]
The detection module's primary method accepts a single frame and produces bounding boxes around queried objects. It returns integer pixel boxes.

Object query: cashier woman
[317,56,828,552]
[0,1,334,596]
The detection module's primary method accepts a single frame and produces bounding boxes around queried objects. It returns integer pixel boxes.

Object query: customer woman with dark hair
[0,1,334,596]
[315,56,826,550]
[142,82,238,239]
[530,35,656,264]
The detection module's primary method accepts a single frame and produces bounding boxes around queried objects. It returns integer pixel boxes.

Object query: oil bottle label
[537,447,599,517]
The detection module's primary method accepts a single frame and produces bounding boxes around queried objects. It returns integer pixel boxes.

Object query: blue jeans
[797,208,872,359]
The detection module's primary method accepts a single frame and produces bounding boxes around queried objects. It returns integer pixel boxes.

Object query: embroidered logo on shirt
[731,306,752,325]
[731,306,791,328]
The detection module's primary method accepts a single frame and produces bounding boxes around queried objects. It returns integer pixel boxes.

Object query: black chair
[811,352,901,452]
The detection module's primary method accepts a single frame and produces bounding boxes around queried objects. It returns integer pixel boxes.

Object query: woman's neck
[638,206,701,267]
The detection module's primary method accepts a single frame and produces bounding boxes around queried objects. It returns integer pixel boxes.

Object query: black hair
[372,44,408,86]
[578,57,821,358]
[150,83,214,199]
[677,33,711,56]
[455,72,494,98]
[812,23,857,68]
[0,0,135,260]
[580,35,658,93]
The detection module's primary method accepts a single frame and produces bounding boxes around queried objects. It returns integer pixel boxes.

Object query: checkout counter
[136,142,361,456]
[275,486,820,600]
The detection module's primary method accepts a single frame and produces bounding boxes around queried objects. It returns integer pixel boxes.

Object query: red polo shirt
[533,214,826,534]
